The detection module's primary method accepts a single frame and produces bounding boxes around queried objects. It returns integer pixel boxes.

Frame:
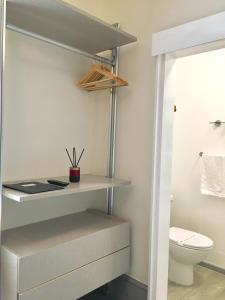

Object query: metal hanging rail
[6,24,115,67]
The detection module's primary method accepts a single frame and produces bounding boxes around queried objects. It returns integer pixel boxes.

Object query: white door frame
[148,11,225,300]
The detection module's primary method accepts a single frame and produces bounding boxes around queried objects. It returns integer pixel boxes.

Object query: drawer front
[18,223,129,292]
[19,247,130,300]
[1,248,18,300]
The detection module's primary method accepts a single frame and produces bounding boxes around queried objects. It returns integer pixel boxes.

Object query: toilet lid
[170,227,213,249]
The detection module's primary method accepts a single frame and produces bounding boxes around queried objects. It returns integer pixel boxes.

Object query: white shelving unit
[2,0,137,206]
[3,175,131,202]
[0,1,137,299]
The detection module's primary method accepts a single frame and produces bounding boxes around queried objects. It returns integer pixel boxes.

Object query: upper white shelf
[6,0,137,54]
[3,174,131,202]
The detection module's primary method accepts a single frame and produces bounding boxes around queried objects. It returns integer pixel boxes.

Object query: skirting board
[108,275,147,300]
[199,262,225,276]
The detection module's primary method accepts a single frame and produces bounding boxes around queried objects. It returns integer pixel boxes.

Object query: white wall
[82,0,225,286]
[67,0,225,286]
[172,48,225,268]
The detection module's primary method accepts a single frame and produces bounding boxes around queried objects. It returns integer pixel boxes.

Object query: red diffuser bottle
[66,147,84,183]
[69,167,80,182]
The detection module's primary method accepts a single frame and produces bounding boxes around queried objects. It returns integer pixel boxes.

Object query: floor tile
[168,265,225,300]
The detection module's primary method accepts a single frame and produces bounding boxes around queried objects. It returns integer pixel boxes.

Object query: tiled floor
[79,265,225,300]
[79,291,113,300]
[168,265,225,300]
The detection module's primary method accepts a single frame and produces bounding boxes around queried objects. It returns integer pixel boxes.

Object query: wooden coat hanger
[78,64,128,91]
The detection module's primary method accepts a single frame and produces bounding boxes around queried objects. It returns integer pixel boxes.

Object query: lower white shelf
[1,210,130,300]
[3,174,131,202]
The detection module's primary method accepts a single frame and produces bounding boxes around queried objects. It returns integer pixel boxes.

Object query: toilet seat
[170,227,213,250]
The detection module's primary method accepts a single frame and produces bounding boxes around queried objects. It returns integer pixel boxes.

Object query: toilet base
[169,257,194,286]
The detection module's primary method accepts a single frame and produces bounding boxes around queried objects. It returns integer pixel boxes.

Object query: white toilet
[169,227,213,286]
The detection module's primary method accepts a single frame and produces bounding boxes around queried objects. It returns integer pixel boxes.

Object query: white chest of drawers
[1,210,130,300]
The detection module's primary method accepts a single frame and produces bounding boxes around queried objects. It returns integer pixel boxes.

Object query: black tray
[3,181,64,194]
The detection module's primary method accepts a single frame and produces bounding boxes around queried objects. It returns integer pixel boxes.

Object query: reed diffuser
[65,147,84,182]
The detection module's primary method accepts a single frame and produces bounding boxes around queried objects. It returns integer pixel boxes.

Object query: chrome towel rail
[209,120,225,127]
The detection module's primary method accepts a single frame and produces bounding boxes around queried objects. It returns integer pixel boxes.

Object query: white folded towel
[201,154,225,198]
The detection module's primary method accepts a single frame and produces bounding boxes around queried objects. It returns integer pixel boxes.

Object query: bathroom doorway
[168,48,225,300]
[149,11,225,300]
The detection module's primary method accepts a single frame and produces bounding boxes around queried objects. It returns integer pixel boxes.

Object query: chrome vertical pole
[0,0,6,294]
[107,23,119,215]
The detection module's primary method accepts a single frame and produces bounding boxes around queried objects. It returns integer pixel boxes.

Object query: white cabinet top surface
[2,210,128,257]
